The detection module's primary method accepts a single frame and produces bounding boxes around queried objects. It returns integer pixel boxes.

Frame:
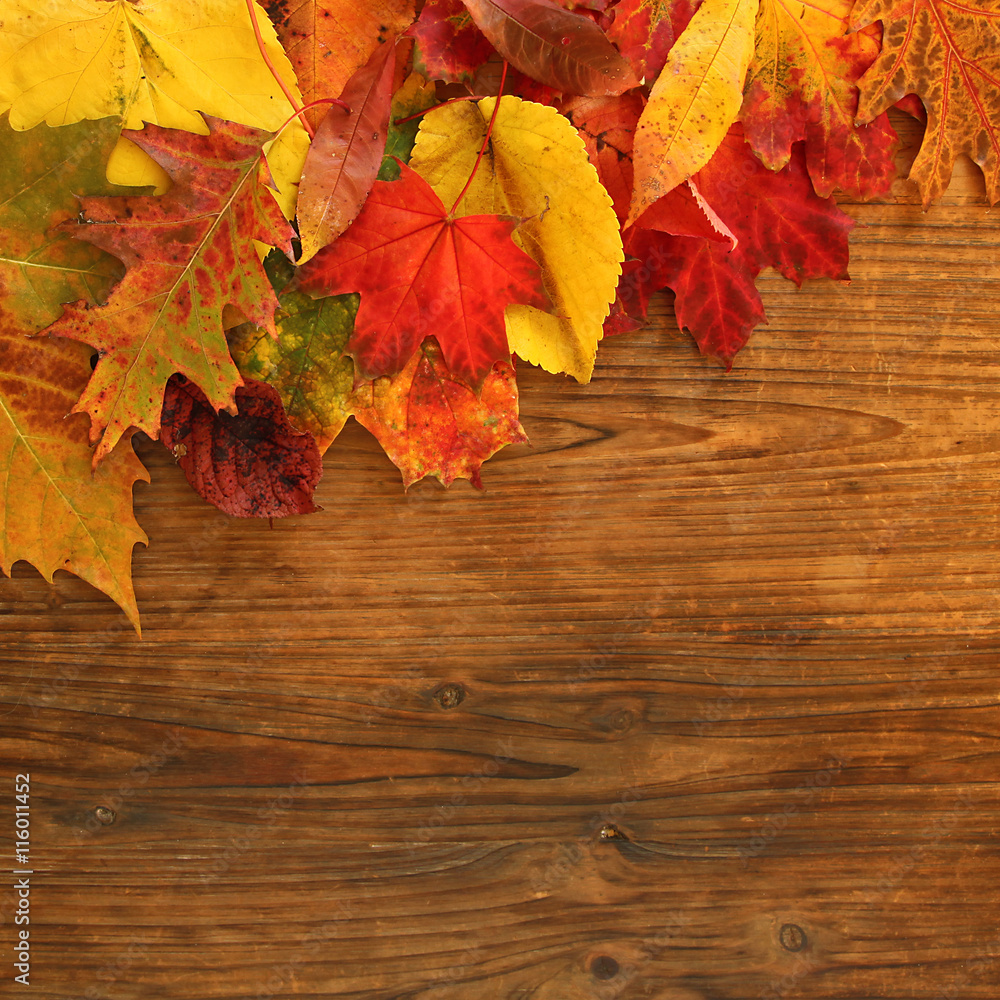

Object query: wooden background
[2,113,999,999]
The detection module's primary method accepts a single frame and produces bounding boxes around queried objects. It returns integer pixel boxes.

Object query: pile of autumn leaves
[0,0,997,628]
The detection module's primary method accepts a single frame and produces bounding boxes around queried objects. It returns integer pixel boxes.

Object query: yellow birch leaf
[626,0,758,227]
[0,0,308,219]
[410,97,622,383]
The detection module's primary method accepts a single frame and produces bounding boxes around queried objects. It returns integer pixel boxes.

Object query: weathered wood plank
[2,111,999,999]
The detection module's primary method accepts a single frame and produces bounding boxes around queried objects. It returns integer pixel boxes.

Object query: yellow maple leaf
[0,0,308,218]
[627,0,758,226]
[410,97,622,384]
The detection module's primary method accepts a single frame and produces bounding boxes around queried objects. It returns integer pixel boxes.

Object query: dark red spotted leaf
[296,163,549,389]
[461,0,640,96]
[160,375,322,518]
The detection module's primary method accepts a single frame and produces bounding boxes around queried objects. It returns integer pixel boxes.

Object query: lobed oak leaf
[297,38,398,264]
[228,254,358,454]
[296,162,549,389]
[410,0,497,83]
[42,117,295,465]
[161,375,322,519]
[739,0,898,200]
[461,0,640,95]
[264,0,416,126]
[626,0,757,227]
[0,327,148,632]
[354,340,527,488]
[410,96,623,383]
[606,0,701,82]
[852,0,1000,207]
[0,116,140,334]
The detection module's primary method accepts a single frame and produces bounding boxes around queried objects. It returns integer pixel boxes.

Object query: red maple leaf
[160,375,322,518]
[620,124,853,365]
[296,163,549,388]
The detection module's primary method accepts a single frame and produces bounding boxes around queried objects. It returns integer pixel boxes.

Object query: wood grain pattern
[2,112,999,999]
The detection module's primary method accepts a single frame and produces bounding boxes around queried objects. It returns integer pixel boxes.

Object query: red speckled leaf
[852,0,1000,207]
[296,163,549,389]
[740,0,898,200]
[461,0,639,96]
[607,0,700,81]
[42,117,294,465]
[297,38,397,263]
[161,375,322,518]
[264,0,416,125]
[354,339,527,488]
[410,0,495,82]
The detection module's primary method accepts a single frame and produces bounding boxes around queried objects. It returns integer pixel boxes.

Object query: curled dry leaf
[161,375,322,518]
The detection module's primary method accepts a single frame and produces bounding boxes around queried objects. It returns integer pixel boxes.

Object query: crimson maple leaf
[620,124,853,365]
[296,163,550,388]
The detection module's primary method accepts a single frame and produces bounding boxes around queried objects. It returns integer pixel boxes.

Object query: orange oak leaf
[740,0,899,200]
[297,38,398,263]
[354,339,527,488]
[296,163,549,388]
[264,0,416,125]
[606,0,700,82]
[161,375,322,518]
[461,0,640,95]
[410,0,496,82]
[852,0,1000,206]
[41,117,294,465]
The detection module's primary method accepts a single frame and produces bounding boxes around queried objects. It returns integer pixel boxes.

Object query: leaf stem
[245,0,315,139]
[449,61,508,217]
[274,97,351,140]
